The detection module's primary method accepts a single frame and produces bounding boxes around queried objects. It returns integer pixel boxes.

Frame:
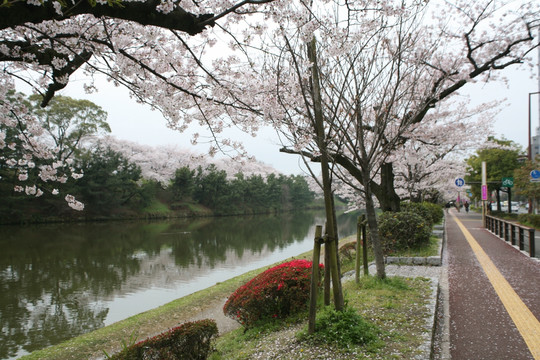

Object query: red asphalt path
[446,209,540,359]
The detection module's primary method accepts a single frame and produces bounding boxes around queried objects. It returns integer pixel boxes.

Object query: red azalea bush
[223,259,323,327]
[108,319,218,360]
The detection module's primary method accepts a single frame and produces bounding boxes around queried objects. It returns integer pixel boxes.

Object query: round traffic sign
[531,170,540,179]
[455,178,465,187]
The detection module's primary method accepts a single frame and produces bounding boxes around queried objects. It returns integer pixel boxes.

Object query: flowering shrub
[223,259,323,327]
[339,241,357,262]
[378,211,431,255]
[108,319,218,360]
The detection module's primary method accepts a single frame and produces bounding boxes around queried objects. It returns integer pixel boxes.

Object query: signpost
[481,185,488,201]
[455,178,464,212]
[502,177,514,213]
[531,170,540,183]
[502,177,514,188]
[482,162,487,226]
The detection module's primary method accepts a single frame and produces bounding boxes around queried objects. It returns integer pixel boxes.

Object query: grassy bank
[17,268,267,360]
[20,235,435,360]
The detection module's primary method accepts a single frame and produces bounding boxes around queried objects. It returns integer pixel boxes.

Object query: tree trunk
[307,37,344,310]
[364,177,386,279]
[377,162,401,212]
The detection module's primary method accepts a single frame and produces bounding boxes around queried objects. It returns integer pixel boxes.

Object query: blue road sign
[455,178,465,187]
[531,170,540,179]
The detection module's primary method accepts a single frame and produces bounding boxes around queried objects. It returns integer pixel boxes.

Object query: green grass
[141,199,172,215]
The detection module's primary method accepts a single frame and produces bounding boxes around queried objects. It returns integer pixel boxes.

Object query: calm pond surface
[0,211,360,360]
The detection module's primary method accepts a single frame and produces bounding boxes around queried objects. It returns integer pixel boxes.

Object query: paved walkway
[445,209,540,359]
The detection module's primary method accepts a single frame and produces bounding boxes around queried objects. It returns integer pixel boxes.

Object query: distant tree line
[170,164,315,215]
[0,94,315,222]
[0,144,315,222]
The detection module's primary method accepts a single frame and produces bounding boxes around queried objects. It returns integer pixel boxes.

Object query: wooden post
[362,215,369,276]
[325,235,343,310]
[355,217,361,284]
[324,231,331,306]
[356,215,368,284]
[308,225,323,334]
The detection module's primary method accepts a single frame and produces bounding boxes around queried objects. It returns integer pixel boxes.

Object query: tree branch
[0,0,215,35]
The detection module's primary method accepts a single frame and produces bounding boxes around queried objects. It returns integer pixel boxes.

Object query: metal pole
[528,92,540,214]
[482,161,487,226]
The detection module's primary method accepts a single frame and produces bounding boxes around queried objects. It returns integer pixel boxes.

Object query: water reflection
[0,211,359,359]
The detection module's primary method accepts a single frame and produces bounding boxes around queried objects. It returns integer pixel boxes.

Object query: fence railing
[485,215,536,258]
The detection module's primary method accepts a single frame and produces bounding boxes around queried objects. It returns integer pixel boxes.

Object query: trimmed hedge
[421,202,444,224]
[378,211,431,255]
[518,213,540,229]
[223,259,323,327]
[400,202,443,226]
[108,319,218,360]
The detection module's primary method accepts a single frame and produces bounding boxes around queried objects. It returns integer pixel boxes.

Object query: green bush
[223,259,323,327]
[517,213,540,229]
[421,202,444,224]
[108,319,218,360]
[378,211,431,254]
[400,202,442,226]
[299,306,379,347]
[339,241,357,262]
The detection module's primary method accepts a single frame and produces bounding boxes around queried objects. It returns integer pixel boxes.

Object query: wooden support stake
[362,214,369,276]
[355,217,361,284]
[308,225,323,334]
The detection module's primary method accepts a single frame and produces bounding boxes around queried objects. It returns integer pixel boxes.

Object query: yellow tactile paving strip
[452,214,540,359]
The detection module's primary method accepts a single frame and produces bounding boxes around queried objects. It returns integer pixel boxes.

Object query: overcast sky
[59,53,540,175]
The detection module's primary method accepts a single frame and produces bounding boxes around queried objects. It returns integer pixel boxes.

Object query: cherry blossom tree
[392,100,497,202]
[1,0,538,233]
[226,0,538,278]
[0,0,278,208]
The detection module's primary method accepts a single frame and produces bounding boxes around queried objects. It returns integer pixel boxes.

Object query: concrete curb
[385,221,445,266]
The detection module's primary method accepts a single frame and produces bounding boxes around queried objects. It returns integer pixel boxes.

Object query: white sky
[57,52,540,176]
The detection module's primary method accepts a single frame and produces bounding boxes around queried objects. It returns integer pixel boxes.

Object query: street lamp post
[528,91,540,214]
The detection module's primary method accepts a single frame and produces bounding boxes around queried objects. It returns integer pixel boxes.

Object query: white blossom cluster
[93,136,280,185]
[0,82,86,208]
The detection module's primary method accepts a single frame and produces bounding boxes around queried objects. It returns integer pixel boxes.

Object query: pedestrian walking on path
[445,209,540,359]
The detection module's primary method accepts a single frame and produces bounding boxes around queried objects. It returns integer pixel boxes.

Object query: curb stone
[385,220,445,266]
